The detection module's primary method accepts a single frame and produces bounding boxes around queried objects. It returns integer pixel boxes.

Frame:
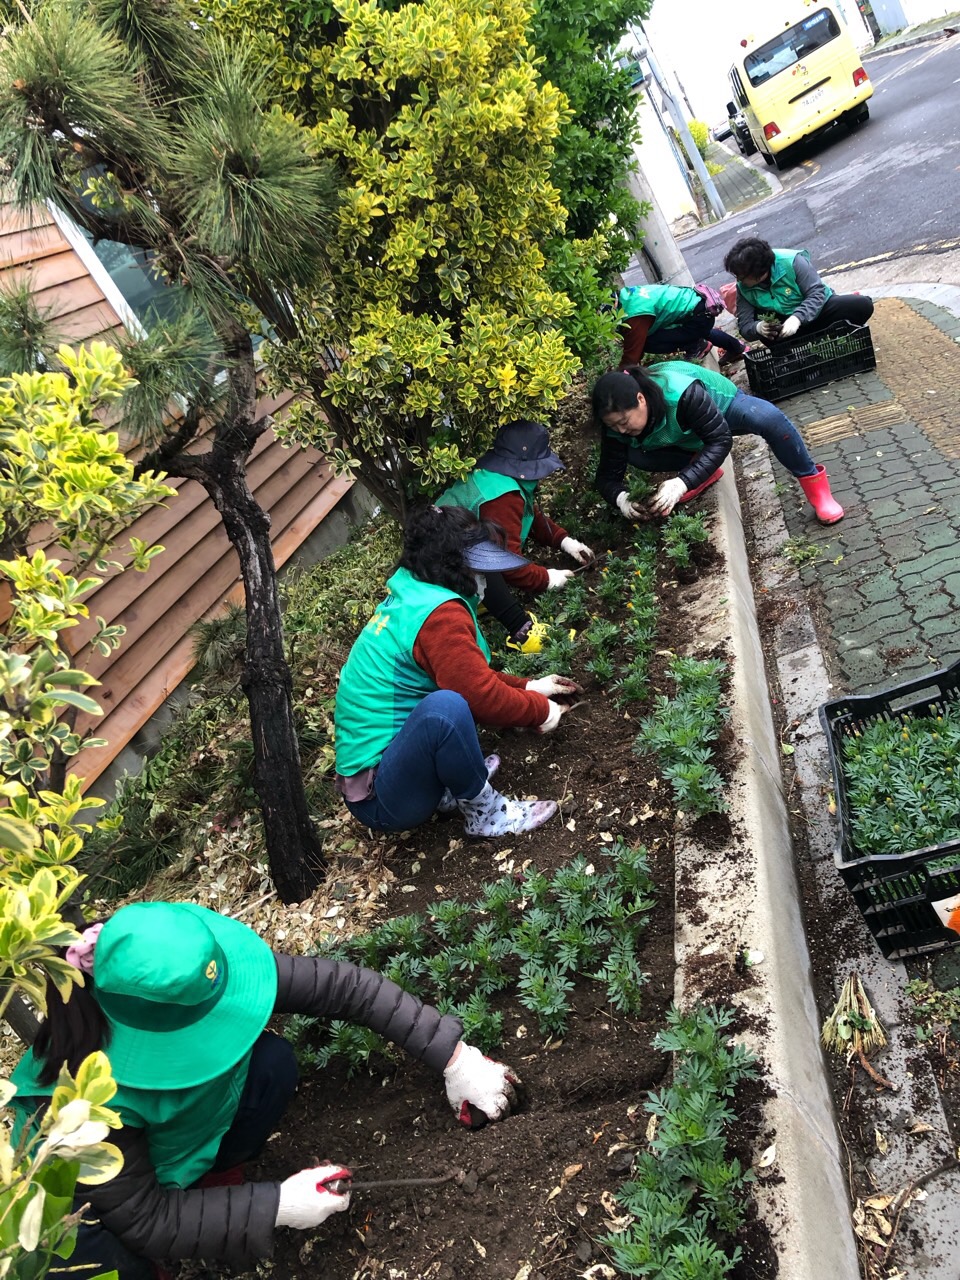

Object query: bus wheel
[762,150,776,167]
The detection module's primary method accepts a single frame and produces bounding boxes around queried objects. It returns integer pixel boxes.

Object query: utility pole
[640,29,726,224]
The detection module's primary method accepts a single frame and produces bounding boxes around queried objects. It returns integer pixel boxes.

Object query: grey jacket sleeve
[85,1126,280,1263]
[274,953,463,1074]
[594,432,631,506]
[735,286,760,340]
[790,253,830,325]
[674,382,732,490]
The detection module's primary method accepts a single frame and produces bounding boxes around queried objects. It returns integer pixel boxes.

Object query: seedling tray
[745,321,876,403]
[820,659,960,960]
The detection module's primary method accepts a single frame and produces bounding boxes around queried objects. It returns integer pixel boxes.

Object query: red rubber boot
[678,468,723,503]
[797,464,844,523]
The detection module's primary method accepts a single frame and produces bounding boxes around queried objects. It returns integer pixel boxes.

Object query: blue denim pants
[345,690,489,832]
[52,1032,299,1280]
[630,390,817,478]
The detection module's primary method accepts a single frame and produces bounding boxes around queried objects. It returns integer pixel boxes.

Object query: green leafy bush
[688,119,710,158]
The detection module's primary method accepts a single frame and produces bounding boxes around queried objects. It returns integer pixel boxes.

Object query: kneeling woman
[591,362,843,524]
[334,506,576,838]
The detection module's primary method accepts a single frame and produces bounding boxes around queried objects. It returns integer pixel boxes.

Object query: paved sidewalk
[745,291,960,695]
[705,141,776,215]
[867,10,960,54]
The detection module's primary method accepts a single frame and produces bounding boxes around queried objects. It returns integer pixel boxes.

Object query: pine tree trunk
[203,451,325,903]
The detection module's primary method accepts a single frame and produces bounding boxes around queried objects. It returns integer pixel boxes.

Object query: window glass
[82,233,185,328]
[744,9,841,87]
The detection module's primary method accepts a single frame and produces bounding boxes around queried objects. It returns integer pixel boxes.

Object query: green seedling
[780,535,822,567]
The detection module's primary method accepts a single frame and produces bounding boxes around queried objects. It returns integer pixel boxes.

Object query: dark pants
[345,690,488,832]
[757,293,875,346]
[482,572,528,637]
[52,1032,299,1280]
[644,308,746,358]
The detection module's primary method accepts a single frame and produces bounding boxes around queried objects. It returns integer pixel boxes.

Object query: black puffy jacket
[594,380,732,504]
[81,955,462,1264]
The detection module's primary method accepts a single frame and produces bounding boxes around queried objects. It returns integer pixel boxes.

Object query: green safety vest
[335,567,490,777]
[736,248,833,316]
[437,469,538,544]
[10,1044,254,1189]
[619,283,701,335]
[605,361,739,465]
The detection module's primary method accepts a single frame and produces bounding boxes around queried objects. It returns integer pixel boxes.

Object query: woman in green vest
[618,282,748,368]
[335,506,577,838]
[592,362,844,523]
[437,420,595,653]
[724,237,873,345]
[10,901,521,1279]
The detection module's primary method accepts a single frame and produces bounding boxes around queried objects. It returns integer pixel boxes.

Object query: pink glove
[275,1165,352,1229]
[443,1043,522,1127]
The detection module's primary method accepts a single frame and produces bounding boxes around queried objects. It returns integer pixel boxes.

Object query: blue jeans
[628,390,817,479]
[346,690,488,832]
[645,313,745,357]
[52,1033,298,1280]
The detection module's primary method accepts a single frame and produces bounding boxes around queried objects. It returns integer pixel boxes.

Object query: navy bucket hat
[461,539,530,573]
[476,421,564,482]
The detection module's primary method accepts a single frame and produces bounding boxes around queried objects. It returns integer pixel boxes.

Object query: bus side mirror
[726,101,737,116]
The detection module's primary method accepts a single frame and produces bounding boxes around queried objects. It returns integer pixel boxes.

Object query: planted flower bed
[86,409,774,1279]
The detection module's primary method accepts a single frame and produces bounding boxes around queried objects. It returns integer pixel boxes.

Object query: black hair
[723,237,775,279]
[399,505,505,597]
[32,962,110,1086]
[591,366,666,432]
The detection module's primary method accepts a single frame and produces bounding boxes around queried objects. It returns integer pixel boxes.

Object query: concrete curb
[866,26,957,55]
[674,468,860,1280]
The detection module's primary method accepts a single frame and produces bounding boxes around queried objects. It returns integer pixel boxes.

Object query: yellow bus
[726,4,873,170]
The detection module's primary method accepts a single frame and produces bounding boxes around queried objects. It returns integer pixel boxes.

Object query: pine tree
[0,0,339,901]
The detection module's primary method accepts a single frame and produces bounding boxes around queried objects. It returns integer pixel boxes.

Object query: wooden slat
[54,301,124,340]
[33,274,108,320]
[70,469,354,786]
[0,225,69,270]
[0,201,56,234]
[3,250,88,293]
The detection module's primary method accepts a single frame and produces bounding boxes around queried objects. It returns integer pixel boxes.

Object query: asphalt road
[676,37,960,287]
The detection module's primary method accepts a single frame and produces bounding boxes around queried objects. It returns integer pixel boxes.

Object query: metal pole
[641,39,727,223]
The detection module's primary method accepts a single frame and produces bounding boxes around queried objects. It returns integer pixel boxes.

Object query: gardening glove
[650,477,688,516]
[560,536,595,566]
[545,568,575,589]
[780,314,801,339]
[756,320,778,340]
[537,699,570,734]
[526,675,582,697]
[616,491,643,520]
[276,1165,352,1229]
[444,1042,523,1128]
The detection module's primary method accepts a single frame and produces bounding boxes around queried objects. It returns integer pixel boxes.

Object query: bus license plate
[805,87,825,104]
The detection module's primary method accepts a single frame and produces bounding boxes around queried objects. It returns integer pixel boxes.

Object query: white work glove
[526,674,582,698]
[537,700,569,733]
[616,491,643,520]
[276,1165,352,1229]
[545,568,575,589]
[756,320,779,340]
[650,477,688,516]
[560,536,595,566]
[780,314,801,338]
[444,1043,522,1128]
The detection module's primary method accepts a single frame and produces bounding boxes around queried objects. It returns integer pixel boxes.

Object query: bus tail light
[853,67,869,86]
[763,122,781,140]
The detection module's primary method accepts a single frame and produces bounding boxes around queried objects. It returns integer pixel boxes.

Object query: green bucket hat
[93,902,278,1089]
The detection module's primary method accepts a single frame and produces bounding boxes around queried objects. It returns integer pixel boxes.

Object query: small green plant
[292,846,656,1069]
[662,511,710,571]
[841,707,960,856]
[586,650,616,682]
[780,535,822,567]
[905,978,960,1044]
[605,1005,757,1278]
[636,657,729,817]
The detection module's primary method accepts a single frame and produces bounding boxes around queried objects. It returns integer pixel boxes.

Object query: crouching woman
[334,505,578,838]
[11,901,522,1279]
[591,362,844,524]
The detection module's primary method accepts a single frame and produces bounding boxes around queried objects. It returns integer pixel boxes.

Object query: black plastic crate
[745,321,876,403]
[820,659,960,960]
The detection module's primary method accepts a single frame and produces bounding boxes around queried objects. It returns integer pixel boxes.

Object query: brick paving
[758,296,960,693]
[705,142,774,215]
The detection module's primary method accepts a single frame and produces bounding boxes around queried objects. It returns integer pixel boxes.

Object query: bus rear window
[744,9,841,86]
